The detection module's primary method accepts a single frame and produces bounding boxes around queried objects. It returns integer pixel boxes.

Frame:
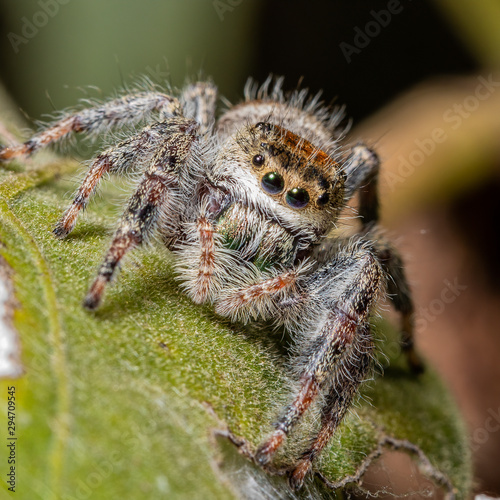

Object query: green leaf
[0,146,472,499]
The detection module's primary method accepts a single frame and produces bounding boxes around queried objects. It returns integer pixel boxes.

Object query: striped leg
[214,270,299,321]
[0,91,181,160]
[289,332,374,489]
[191,216,217,304]
[180,82,218,135]
[84,117,198,309]
[54,121,177,238]
[255,249,383,488]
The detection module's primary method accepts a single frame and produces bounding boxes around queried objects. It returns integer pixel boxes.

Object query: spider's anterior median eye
[286,188,310,209]
[252,154,265,167]
[261,172,284,194]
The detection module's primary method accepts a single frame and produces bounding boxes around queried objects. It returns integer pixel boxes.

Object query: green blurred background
[1,0,500,496]
[0,0,488,121]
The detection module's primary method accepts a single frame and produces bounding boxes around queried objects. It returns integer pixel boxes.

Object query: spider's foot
[53,207,80,239]
[254,429,286,466]
[53,223,70,239]
[289,457,312,490]
[83,276,107,310]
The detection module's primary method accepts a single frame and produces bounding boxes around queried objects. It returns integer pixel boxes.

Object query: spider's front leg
[53,121,179,238]
[84,117,199,309]
[0,92,182,161]
[254,247,383,489]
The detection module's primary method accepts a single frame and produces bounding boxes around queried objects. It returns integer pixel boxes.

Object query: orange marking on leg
[0,144,31,160]
[193,217,215,303]
[54,204,80,239]
[233,272,296,307]
[39,116,82,146]
[84,231,141,309]
[289,458,312,490]
[254,429,286,466]
[256,375,319,467]
[0,117,83,161]
[53,157,111,238]
[293,376,320,416]
[83,275,107,310]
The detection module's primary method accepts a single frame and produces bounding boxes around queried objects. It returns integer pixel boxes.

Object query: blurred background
[0,0,499,496]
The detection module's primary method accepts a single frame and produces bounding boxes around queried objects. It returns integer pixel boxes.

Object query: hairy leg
[54,121,179,238]
[214,268,301,322]
[344,143,423,372]
[180,82,218,135]
[84,117,198,309]
[290,331,374,489]
[255,248,383,479]
[367,234,424,373]
[190,216,217,304]
[0,91,182,160]
[343,143,380,226]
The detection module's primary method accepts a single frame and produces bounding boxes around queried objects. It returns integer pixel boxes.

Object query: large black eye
[286,188,310,209]
[252,154,265,167]
[261,172,284,194]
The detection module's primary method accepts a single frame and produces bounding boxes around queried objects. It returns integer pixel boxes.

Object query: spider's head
[232,121,345,237]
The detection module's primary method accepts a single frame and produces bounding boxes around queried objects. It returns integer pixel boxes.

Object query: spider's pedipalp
[191,216,216,304]
[0,91,182,160]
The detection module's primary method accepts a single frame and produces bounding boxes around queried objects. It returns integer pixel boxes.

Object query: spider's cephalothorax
[0,77,423,489]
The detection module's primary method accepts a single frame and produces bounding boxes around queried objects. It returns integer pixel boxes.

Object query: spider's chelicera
[0,77,423,489]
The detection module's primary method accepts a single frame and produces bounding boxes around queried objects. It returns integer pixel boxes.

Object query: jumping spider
[0,77,423,489]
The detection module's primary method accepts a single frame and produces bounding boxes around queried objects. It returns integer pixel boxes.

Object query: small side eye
[317,192,329,207]
[286,188,310,209]
[252,154,265,167]
[261,172,284,194]
[255,122,271,132]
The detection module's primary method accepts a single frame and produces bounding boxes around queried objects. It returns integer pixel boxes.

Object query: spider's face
[232,122,345,235]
